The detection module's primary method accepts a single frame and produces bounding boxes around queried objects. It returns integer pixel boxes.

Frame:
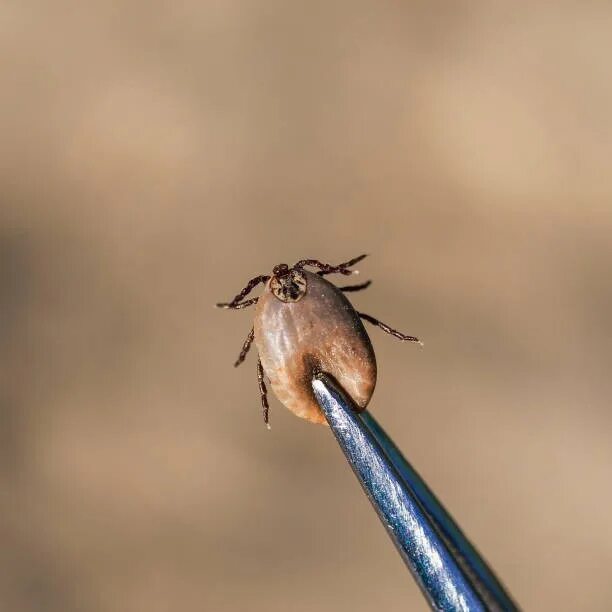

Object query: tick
[216,255,421,426]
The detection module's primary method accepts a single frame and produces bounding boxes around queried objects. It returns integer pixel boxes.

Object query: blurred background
[2,2,612,610]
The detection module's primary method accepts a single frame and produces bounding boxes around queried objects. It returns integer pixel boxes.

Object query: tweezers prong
[312,373,519,612]
[361,412,518,611]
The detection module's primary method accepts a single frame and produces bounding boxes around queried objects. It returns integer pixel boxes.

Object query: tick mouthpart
[272,263,290,277]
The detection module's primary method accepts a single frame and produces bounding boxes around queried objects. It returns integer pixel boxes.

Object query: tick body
[254,271,376,424]
[216,255,421,427]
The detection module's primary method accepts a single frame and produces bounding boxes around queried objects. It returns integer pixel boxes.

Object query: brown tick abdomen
[253,271,377,424]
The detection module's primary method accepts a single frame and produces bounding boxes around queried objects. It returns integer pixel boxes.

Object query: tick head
[272,263,290,277]
[270,264,307,303]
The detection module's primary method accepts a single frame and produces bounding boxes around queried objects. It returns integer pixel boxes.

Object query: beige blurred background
[2,2,612,611]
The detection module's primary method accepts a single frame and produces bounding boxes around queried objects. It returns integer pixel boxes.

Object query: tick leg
[333,253,368,270]
[339,280,372,292]
[216,275,270,309]
[294,254,367,276]
[358,312,421,344]
[219,297,259,311]
[257,357,270,428]
[234,327,255,367]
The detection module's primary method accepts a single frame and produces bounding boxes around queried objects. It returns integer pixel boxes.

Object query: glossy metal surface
[361,412,518,612]
[312,373,518,611]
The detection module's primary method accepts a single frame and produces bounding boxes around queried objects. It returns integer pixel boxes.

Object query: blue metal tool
[312,372,519,612]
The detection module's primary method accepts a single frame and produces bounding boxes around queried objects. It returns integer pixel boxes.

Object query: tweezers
[312,372,519,612]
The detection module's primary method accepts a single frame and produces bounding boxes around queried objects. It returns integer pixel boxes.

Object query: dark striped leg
[218,297,259,311]
[234,327,255,367]
[216,275,270,309]
[295,254,367,276]
[339,280,372,292]
[359,312,421,344]
[257,357,270,428]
